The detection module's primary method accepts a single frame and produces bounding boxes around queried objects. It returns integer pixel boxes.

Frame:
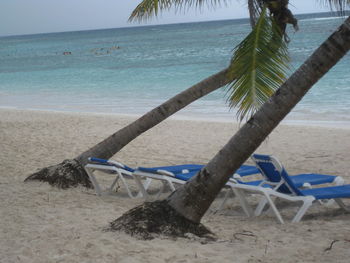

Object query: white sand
[1,108,350,263]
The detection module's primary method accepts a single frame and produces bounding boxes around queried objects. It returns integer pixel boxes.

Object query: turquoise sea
[0,12,349,126]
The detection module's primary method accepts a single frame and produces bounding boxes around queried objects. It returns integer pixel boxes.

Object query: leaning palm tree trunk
[169,16,350,222]
[76,68,230,163]
[25,68,231,188]
[110,17,350,238]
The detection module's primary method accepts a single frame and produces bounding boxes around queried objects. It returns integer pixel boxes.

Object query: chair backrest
[251,154,302,195]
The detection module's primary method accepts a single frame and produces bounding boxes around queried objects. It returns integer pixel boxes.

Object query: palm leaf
[226,6,290,120]
[129,0,171,22]
[317,0,350,14]
[129,0,228,22]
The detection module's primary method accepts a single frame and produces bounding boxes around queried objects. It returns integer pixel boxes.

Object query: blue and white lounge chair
[218,154,345,217]
[251,154,344,192]
[84,157,206,198]
[249,154,349,223]
[84,158,141,198]
[84,157,260,201]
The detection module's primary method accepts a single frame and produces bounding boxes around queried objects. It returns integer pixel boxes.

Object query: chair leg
[132,174,150,200]
[262,193,285,224]
[215,188,233,213]
[167,179,177,192]
[116,171,143,199]
[231,188,254,217]
[255,197,269,216]
[335,198,350,212]
[108,175,120,192]
[86,169,103,196]
[136,178,153,198]
[155,181,167,199]
[143,178,153,191]
[292,198,313,223]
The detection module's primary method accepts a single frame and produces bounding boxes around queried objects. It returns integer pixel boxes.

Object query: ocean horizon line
[1,10,348,38]
[1,106,350,129]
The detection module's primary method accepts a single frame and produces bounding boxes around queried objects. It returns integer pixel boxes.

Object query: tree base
[108,200,216,241]
[24,159,92,189]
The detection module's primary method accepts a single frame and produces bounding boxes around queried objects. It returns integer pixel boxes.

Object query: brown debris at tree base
[24,159,92,189]
[107,200,216,241]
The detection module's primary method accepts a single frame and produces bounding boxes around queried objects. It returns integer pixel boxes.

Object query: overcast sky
[0,0,331,36]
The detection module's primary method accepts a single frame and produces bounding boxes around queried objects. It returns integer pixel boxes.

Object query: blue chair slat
[290,173,337,186]
[150,164,204,174]
[88,157,134,172]
[300,185,350,199]
[175,171,198,181]
[236,165,260,176]
[137,167,165,174]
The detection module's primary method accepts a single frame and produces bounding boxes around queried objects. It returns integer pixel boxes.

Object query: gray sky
[0,0,330,36]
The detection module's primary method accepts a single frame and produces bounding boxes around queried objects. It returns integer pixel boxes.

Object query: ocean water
[0,13,349,126]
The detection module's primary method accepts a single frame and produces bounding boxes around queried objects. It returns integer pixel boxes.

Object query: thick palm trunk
[109,18,350,240]
[168,16,350,223]
[25,68,231,188]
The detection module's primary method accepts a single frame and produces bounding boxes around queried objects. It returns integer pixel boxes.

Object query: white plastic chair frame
[131,169,187,200]
[85,162,191,200]
[212,177,314,223]
[250,155,346,223]
[84,163,153,199]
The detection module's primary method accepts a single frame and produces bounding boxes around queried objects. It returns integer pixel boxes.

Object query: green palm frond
[129,0,228,22]
[317,0,350,14]
[226,6,290,120]
[129,0,171,22]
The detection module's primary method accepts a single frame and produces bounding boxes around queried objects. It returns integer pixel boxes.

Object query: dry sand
[1,108,350,263]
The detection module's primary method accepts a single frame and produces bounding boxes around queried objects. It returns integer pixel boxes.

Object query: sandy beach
[1,108,350,263]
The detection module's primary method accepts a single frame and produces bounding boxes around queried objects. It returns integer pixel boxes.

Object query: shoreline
[1,107,350,130]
